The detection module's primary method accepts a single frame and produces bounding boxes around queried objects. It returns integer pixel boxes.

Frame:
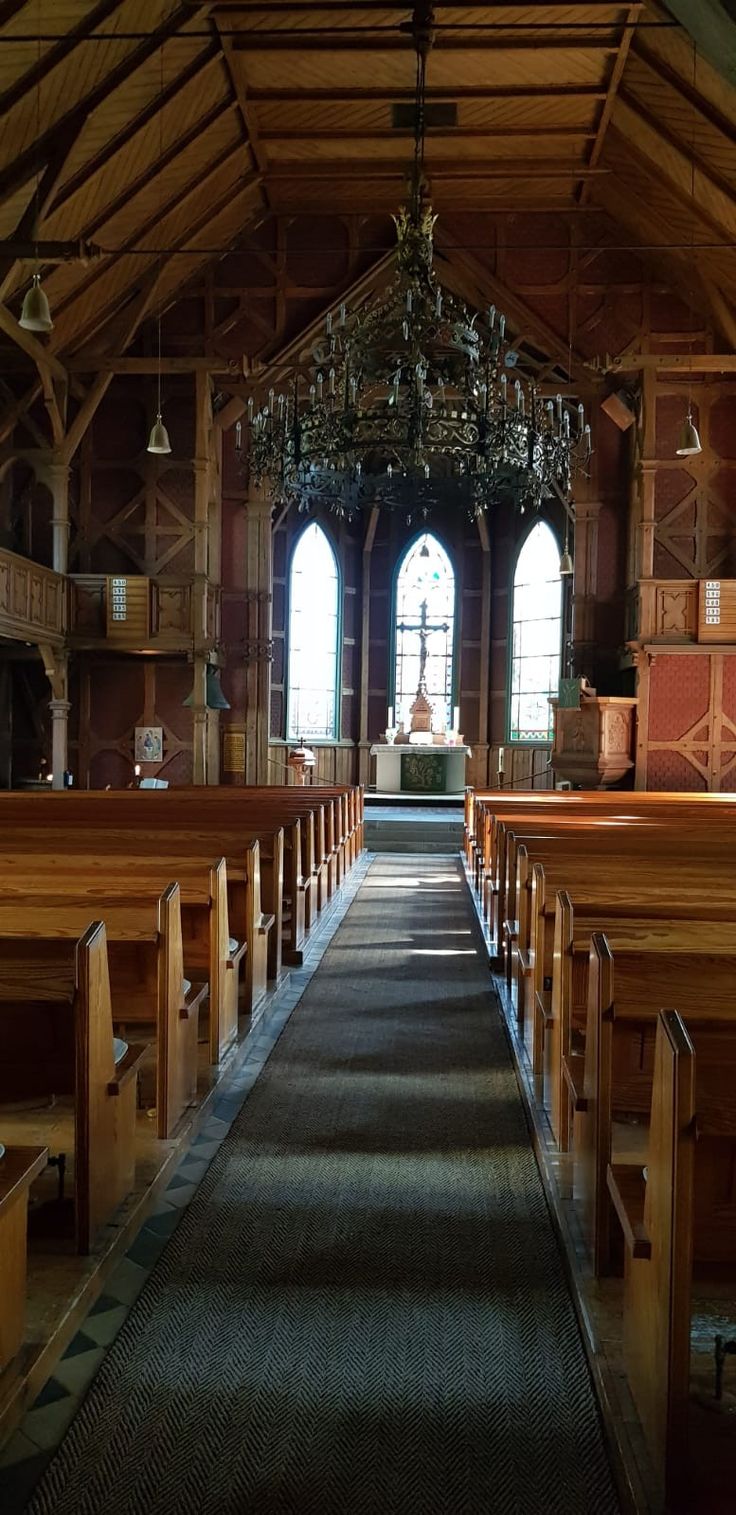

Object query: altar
[371,743,470,794]
[373,592,470,792]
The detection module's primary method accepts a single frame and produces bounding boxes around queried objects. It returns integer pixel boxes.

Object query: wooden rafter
[434,224,587,379]
[0,2,213,212]
[578,3,640,206]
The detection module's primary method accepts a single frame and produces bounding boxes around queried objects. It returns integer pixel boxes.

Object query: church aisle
[24,858,619,1515]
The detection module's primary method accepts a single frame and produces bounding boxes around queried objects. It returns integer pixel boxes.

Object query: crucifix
[397,596,449,697]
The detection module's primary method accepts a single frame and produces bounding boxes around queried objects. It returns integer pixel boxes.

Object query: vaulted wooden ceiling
[0,0,734,376]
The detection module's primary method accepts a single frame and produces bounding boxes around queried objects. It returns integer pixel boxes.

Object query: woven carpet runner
[28,857,619,1514]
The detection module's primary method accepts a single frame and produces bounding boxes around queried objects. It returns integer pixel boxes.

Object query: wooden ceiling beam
[0,120,87,304]
[0,306,67,386]
[50,137,255,336]
[75,99,237,247]
[62,169,262,357]
[214,22,269,184]
[631,37,736,147]
[206,1,637,11]
[266,162,607,180]
[701,279,736,353]
[261,127,597,141]
[435,225,587,379]
[50,45,222,225]
[67,356,236,374]
[0,0,126,116]
[616,91,736,231]
[604,353,736,372]
[248,85,608,103]
[0,380,43,449]
[215,247,396,423]
[230,35,620,53]
[578,2,639,205]
[0,2,213,212]
[59,268,166,465]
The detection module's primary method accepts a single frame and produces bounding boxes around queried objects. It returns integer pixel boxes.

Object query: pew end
[0,1146,48,1373]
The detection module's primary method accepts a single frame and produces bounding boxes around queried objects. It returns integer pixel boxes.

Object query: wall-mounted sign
[135,726,163,764]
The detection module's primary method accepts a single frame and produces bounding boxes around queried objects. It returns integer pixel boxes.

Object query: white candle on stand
[453,705,460,733]
[387,707,394,729]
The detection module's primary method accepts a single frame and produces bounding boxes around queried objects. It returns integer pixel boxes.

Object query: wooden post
[358,506,379,789]
[193,372,220,785]
[638,368,657,584]
[477,511,492,781]
[571,495,601,680]
[44,454,70,572]
[244,482,273,785]
[190,656,208,786]
[39,644,69,788]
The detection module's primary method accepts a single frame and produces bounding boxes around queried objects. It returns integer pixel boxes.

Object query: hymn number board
[105,576,151,645]
[698,580,736,644]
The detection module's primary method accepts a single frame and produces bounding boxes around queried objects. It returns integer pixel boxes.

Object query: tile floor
[0,853,371,1514]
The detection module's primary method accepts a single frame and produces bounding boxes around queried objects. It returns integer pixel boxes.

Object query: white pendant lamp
[147,39,170,457]
[148,411,171,454]
[676,408,702,457]
[20,271,53,333]
[559,543,574,577]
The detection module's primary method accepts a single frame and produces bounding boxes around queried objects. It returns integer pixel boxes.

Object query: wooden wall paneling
[641,649,736,792]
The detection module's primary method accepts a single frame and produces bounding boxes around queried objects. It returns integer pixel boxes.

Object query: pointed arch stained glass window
[509,520,562,743]
[394,533,455,732]
[287,523,340,740]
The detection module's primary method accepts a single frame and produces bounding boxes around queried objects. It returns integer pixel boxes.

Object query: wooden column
[571,495,601,680]
[477,512,492,764]
[358,506,379,788]
[244,483,273,785]
[39,645,69,788]
[193,372,217,786]
[637,368,657,584]
[190,656,208,786]
[47,459,70,575]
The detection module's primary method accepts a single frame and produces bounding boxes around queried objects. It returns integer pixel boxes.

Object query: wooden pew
[572,935,736,1275]
[503,817,736,997]
[607,1012,736,1510]
[0,887,205,1138]
[470,791,736,926]
[0,923,144,1252]
[0,1146,48,1371]
[547,892,736,1151]
[0,799,285,979]
[0,850,243,1065]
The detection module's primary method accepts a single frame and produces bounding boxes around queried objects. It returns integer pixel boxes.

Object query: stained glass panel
[394,534,455,732]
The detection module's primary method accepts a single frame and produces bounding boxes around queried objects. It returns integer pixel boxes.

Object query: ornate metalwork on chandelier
[236,3,591,521]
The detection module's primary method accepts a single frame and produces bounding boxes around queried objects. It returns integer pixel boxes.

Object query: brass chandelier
[237,3,591,521]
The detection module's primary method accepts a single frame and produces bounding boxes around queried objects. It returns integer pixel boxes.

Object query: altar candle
[453,705,460,733]
[498,746,505,774]
[387,707,394,729]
